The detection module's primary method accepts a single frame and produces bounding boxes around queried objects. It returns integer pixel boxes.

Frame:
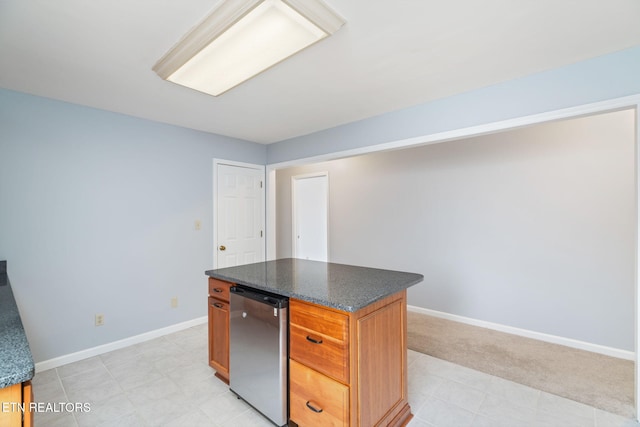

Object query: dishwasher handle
[230,285,288,309]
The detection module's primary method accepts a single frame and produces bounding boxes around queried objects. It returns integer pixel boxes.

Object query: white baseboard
[35,316,208,372]
[407,305,634,361]
[37,307,633,373]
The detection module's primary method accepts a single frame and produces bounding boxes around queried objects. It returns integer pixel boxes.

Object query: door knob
[219,245,226,251]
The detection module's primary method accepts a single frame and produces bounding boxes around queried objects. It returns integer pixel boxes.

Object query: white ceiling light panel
[153,0,345,96]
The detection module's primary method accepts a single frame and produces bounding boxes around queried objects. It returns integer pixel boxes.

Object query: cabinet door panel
[0,382,23,426]
[208,297,229,381]
[357,300,405,427]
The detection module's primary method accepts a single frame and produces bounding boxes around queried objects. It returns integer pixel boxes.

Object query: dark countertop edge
[205,260,424,312]
[206,270,360,310]
[0,265,36,388]
[0,370,35,389]
[209,271,423,312]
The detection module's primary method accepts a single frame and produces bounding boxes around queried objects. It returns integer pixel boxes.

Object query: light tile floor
[31,323,638,427]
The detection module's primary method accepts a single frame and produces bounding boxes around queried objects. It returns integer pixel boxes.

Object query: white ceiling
[1,0,639,144]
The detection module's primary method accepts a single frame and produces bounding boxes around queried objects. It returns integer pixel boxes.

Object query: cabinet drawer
[290,360,349,427]
[290,324,349,383]
[208,278,231,302]
[290,299,348,342]
[208,297,229,313]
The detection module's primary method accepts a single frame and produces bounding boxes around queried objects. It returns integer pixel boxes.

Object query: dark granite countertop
[0,261,35,388]
[205,258,423,312]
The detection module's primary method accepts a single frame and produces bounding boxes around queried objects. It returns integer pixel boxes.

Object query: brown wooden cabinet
[208,278,231,384]
[0,380,33,427]
[289,291,412,427]
[206,274,413,426]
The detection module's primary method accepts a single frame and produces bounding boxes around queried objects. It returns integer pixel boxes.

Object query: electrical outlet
[95,314,104,326]
[194,220,201,231]
[171,297,178,308]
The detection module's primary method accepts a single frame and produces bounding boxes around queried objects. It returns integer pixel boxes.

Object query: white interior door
[292,173,328,261]
[215,162,265,268]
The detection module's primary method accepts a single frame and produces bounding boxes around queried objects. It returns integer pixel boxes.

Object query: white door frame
[635,105,640,421]
[213,159,266,269]
[266,94,640,419]
[291,172,329,261]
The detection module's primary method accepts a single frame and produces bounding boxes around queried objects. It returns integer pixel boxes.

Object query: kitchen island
[205,258,423,427]
[0,261,35,427]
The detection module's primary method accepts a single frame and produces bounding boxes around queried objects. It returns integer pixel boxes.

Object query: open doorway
[269,106,638,417]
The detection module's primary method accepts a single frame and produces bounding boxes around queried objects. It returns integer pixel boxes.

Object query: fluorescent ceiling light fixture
[153,0,345,96]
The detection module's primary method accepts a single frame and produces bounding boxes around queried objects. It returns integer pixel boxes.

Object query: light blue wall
[267,45,640,164]
[0,89,266,362]
[3,44,640,362]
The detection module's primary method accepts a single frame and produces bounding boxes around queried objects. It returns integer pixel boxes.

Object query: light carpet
[407,311,634,418]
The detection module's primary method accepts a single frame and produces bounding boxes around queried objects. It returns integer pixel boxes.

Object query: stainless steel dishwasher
[229,285,288,426]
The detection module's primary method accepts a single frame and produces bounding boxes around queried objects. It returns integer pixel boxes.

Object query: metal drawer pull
[306,401,323,413]
[213,303,224,308]
[213,288,223,293]
[306,335,323,344]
